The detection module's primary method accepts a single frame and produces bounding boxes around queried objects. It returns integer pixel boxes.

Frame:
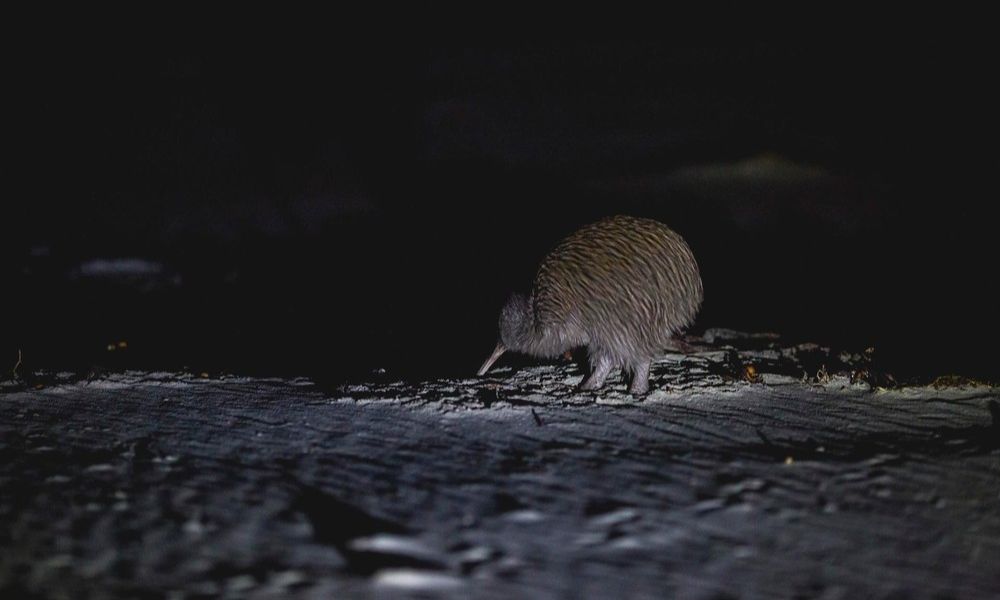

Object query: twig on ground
[12,349,22,380]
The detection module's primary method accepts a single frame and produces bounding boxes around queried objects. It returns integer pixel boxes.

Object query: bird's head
[477,293,533,376]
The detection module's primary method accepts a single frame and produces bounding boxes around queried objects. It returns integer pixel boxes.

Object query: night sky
[6,36,998,383]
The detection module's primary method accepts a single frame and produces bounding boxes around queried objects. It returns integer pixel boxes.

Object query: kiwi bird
[477,215,703,394]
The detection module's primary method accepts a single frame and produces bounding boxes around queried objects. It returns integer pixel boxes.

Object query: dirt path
[2,335,998,598]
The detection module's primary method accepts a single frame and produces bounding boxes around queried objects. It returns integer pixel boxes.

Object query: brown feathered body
[479,215,703,394]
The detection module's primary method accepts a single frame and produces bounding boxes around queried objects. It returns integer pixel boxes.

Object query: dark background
[5,37,998,384]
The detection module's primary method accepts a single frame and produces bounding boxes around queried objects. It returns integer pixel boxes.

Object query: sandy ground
[2,331,998,599]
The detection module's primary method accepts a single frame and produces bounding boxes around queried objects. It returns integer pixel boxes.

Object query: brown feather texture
[478,215,703,394]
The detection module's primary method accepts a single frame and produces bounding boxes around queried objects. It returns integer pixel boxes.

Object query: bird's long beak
[477,341,507,376]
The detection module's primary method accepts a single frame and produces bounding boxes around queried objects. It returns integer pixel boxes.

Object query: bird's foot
[628,379,650,395]
[578,356,613,392]
[577,374,606,391]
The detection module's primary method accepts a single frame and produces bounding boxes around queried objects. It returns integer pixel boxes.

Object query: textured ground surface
[2,331,998,599]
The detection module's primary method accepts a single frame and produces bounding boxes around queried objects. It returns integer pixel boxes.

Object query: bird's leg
[628,361,651,395]
[579,354,613,391]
